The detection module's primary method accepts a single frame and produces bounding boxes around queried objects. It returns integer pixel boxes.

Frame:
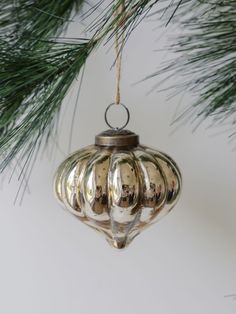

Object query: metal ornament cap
[95,129,139,147]
[54,129,182,249]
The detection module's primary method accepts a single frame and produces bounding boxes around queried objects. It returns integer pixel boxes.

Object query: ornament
[54,9,182,249]
[54,104,182,249]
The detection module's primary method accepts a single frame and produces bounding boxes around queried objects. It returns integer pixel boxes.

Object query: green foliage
[0,0,87,172]
[0,39,96,171]
[0,0,83,43]
[151,0,236,131]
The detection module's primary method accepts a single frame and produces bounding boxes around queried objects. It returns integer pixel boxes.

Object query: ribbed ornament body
[54,130,182,249]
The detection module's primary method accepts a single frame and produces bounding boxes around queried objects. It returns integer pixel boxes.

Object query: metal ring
[104,103,130,130]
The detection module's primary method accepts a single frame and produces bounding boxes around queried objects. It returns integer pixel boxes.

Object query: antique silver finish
[54,129,182,249]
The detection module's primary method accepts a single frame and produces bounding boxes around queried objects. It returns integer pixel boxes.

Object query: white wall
[0,10,236,314]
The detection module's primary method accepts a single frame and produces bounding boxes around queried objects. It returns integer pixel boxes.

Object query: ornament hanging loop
[104,103,130,130]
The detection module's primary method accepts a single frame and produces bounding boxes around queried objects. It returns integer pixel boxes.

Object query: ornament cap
[95,129,139,147]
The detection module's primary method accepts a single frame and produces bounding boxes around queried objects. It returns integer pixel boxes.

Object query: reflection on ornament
[54,129,182,249]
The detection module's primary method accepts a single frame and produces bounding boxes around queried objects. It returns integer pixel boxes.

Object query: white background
[0,5,236,314]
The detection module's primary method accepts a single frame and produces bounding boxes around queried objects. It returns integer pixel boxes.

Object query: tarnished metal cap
[95,129,139,147]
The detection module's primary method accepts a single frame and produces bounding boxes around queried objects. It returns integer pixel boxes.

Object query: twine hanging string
[114,0,125,105]
[104,1,131,130]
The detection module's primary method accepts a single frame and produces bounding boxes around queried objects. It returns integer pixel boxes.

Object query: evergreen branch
[0,0,84,43]
[0,39,96,171]
[150,0,236,131]
[0,0,88,173]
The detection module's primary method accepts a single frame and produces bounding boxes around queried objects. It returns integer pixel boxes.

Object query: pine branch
[0,39,96,171]
[150,0,236,131]
[0,0,84,43]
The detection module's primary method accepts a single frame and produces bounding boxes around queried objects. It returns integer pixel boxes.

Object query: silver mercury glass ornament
[54,104,182,249]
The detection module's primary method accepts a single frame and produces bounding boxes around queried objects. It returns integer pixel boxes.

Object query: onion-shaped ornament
[54,128,182,249]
